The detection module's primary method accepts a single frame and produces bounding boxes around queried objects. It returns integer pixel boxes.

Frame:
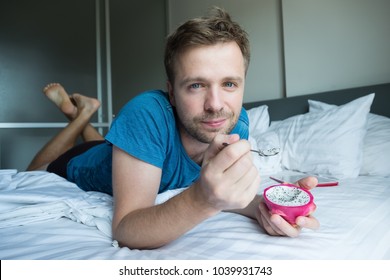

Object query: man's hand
[194,134,261,212]
[112,134,260,249]
[255,176,320,237]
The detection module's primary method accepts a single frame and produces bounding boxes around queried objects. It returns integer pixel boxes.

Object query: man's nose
[204,87,223,112]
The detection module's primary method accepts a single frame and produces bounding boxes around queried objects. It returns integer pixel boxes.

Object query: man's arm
[111,146,218,249]
[111,134,260,249]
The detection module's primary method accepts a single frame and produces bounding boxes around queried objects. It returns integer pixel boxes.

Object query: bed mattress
[1,170,388,260]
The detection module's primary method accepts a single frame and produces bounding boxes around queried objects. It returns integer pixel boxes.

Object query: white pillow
[248,105,282,174]
[247,105,270,137]
[247,105,282,174]
[249,131,282,174]
[309,97,390,177]
[270,93,374,178]
[360,114,390,177]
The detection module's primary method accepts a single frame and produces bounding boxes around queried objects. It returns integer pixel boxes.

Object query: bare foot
[71,93,101,119]
[43,83,77,119]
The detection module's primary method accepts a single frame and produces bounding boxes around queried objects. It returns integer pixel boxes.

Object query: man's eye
[189,83,202,89]
[224,82,235,88]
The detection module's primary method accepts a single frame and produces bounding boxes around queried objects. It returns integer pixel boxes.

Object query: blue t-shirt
[67,90,249,195]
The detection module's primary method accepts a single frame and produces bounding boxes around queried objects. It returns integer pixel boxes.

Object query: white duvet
[0,169,389,260]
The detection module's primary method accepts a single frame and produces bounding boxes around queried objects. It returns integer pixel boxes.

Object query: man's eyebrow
[223,76,244,83]
[179,77,206,87]
[179,76,243,87]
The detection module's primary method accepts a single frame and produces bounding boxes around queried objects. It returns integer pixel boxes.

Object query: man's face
[168,42,245,144]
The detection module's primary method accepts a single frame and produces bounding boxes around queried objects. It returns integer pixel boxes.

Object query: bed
[1,83,389,260]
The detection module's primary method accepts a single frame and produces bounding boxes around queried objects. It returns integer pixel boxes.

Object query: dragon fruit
[263,184,316,225]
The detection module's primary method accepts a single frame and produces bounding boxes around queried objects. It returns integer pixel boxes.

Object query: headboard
[244,83,390,121]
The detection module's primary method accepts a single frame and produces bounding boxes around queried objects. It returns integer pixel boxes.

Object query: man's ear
[167,80,176,107]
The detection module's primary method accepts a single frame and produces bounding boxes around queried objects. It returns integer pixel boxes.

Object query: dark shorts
[47,140,105,179]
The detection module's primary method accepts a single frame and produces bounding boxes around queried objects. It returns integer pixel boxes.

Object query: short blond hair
[164,7,250,84]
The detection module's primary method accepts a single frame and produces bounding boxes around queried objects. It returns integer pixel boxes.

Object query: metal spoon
[222,143,280,157]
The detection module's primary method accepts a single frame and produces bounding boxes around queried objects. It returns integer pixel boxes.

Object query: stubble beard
[179,110,238,144]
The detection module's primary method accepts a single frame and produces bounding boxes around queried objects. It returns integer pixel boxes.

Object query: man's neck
[179,129,209,166]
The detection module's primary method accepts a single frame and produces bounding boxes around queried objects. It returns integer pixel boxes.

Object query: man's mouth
[201,118,226,129]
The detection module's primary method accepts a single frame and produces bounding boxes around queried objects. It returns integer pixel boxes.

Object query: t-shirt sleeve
[105,92,171,168]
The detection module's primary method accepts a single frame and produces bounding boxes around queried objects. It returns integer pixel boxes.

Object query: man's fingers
[208,139,251,173]
[258,200,319,237]
[258,202,285,235]
[202,134,239,168]
[295,176,318,190]
[296,215,320,230]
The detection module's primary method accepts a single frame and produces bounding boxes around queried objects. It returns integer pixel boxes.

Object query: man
[28,7,319,249]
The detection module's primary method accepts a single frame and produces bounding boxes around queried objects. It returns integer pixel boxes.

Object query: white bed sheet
[0,170,389,260]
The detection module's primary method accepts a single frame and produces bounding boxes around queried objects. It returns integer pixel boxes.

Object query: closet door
[0,0,98,170]
[109,0,167,115]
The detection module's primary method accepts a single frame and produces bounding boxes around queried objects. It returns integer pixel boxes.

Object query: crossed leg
[27,83,104,171]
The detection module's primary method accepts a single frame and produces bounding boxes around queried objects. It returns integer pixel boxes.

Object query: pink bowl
[263,184,315,225]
